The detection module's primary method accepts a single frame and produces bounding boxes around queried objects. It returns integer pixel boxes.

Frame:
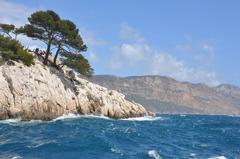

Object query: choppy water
[0,114,239,159]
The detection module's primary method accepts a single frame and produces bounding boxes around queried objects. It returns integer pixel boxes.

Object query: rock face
[0,60,150,120]
[91,75,240,115]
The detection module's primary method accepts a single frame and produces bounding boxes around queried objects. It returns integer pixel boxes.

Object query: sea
[0,114,239,159]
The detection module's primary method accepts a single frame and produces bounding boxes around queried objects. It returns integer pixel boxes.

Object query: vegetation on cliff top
[0,23,34,66]
[0,35,34,66]
[0,10,93,76]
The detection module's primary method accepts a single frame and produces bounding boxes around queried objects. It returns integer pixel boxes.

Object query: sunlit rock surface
[0,59,151,120]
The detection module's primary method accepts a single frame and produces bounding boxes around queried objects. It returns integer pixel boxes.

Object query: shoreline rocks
[0,59,152,121]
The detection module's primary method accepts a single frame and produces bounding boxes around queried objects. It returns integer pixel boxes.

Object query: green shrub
[18,49,34,66]
[0,56,3,66]
[0,35,34,66]
[60,53,93,77]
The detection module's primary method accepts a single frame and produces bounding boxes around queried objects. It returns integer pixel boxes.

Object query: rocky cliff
[0,60,151,121]
[91,75,240,115]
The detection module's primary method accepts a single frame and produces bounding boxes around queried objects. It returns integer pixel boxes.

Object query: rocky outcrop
[91,75,240,115]
[0,60,151,120]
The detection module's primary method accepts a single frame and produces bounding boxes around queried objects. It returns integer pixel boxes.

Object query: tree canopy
[0,35,34,66]
[0,24,15,37]
[60,52,93,77]
[52,19,87,64]
[0,23,21,39]
[20,10,61,65]
[19,10,93,76]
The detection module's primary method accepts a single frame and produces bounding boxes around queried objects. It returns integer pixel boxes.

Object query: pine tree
[20,10,60,65]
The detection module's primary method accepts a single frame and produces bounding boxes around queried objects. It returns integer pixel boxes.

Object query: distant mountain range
[91,75,240,115]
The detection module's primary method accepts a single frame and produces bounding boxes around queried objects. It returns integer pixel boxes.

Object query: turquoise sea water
[0,114,239,159]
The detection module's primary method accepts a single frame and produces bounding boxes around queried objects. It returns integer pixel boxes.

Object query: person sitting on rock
[39,50,45,56]
[34,48,39,55]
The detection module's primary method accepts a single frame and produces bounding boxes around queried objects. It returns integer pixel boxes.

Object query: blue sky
[1,0,240,86]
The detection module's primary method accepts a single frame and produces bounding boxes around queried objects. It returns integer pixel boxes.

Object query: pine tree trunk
[43,40,52,65]
[53,46,61,64]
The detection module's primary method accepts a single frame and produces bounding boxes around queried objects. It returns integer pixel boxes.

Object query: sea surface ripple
[0,114,239,159]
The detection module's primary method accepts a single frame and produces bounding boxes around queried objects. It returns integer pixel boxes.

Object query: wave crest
[0,118,21,125]
[121,116,163,121]
[53,113,111,121]
[0,114,162,124]
[148,150,161,159]
[208,156,227,159]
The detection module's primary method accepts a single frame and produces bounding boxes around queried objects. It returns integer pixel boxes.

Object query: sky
[0,0,240,86]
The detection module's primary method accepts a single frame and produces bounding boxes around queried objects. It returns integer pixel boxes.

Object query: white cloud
[176,44,193,52]
[176,43,216,64]
[0,0,34,26]
[80,28,106,48]
[108,60,122,70]
[0,0,44,49]
[112,43,150,65]
[119,23,145,43]
[150,53,219,86]
[201,43,215,58]
[88,52,98,62]
[79,28,107,65]
[109,23,219,86]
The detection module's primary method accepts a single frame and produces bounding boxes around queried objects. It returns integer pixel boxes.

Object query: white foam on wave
[208,156,227,159]
[11,156,22,159]
[53,113,81,121]
[121,116,163,121]
[26,119,43,124]
[0,118,21,124]
[148,150,162,159]
[227,115,240,118]
[27,140,56,148]
[111,147,123,156]
[180,114,187,117]
[0,114,111,124]
[83,114,111,120]
[53,113,111,121]
[0,118,46,124]
[0,114,161,124]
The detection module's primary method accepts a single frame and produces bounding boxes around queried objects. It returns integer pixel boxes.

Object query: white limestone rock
[0,60,151,120]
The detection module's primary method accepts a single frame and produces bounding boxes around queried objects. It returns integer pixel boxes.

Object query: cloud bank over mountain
[108,23,219,86]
